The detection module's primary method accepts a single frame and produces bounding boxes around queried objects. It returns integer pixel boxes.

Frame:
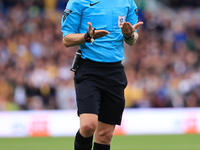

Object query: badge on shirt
[118,16,125,28]
[135,8,138,16]
[63,9,72,22]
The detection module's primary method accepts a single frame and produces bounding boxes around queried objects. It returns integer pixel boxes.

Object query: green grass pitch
[1,134,200,150]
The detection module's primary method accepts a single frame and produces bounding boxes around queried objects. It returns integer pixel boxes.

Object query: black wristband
[84,28,96,43]
[84,31,91,43]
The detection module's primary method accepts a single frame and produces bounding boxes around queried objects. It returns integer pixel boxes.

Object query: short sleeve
[61,0,82,38]
[126,0,138,32]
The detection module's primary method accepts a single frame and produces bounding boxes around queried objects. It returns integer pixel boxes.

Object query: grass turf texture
[1,134,200,150]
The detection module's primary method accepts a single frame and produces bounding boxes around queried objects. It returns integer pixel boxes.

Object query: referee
[61,0,143,150]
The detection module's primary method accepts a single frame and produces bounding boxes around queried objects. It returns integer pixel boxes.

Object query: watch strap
[84,32,91,43]
[124,34,135,41]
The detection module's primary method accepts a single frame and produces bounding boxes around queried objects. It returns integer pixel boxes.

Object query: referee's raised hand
[121,21,143,39]
[88,22,110,39]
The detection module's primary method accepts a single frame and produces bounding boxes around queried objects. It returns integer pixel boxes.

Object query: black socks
[74,130,110,150]
[93,142,110,150]
[74,130,93,150]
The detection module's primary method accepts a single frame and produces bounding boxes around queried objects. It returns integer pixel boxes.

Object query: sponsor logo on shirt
[90,1,100,6]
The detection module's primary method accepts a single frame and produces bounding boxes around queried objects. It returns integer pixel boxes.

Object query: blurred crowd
[0,0,200,111]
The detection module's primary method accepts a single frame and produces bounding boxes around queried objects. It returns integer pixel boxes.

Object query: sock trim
[93,142,110,150]
[75,141,92,149]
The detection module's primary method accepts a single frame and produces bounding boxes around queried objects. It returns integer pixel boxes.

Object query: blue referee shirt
[61,0,138,63]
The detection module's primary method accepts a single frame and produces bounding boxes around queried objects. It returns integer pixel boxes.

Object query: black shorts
[74,59,127,125]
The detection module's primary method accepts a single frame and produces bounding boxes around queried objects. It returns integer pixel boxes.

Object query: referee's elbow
[63,38,70,47]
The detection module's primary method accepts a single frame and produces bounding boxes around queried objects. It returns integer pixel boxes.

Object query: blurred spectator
[0,0,200,111]
[28,96,44,110]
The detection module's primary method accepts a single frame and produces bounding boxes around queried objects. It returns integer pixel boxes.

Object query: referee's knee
[79,114,98,137]
[80,114,98,137]
[96,129,114,144]
[80,122,96,136]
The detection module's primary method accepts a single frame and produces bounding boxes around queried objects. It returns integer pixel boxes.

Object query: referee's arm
[63,22,109,47]
[63,33,86,47]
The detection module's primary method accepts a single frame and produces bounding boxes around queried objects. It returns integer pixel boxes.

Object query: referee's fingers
[122,23,131,33]
[126,22,135,32]
[133,21,144,29]
[124,23,130,33]
[88,22,93,31]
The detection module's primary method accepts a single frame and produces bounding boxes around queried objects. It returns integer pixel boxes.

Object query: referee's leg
[74,114,98,150]
[93,121,115,150]
[74,114,114,150]
[80,114,98,137]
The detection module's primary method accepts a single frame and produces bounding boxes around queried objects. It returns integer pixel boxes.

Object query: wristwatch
[84,28,96,43]
[84,31,92,43]
[124,34,135,41]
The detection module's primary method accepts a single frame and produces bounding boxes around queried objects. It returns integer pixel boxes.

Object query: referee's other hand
[121,21,143,39]
[88,22,110,39]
